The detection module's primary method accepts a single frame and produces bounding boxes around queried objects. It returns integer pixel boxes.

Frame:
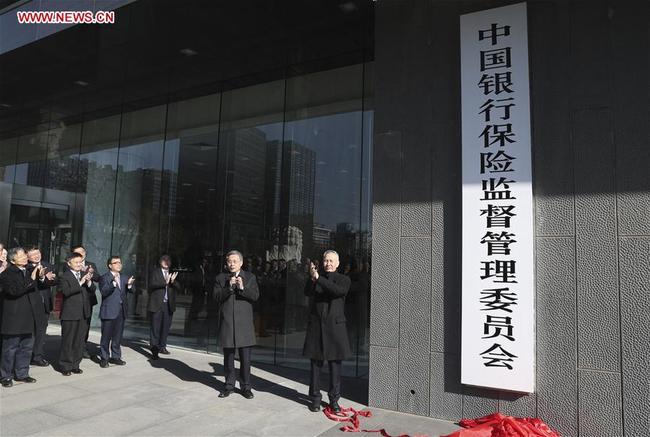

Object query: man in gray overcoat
[303,249,352,413]
[214,250,259,399]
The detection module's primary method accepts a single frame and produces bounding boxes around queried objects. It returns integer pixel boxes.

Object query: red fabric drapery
[323,405,428,437]
[442,413,561,437]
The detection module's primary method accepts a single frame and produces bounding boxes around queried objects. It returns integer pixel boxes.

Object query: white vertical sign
[460,2,535,393]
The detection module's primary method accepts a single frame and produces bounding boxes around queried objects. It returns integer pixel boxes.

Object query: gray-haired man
[303,249,351,412]
[0,248,41,387]
[213,250,259,399]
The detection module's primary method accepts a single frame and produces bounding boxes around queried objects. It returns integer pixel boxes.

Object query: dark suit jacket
[303,271,352,361]
[59,269,96,321]
[99,271,131,320]
[0,264,40,335]
[214,270,259,348]
[27,261,58,313]
[147,268,179,313]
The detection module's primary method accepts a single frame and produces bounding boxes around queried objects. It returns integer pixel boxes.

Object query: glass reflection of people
[268,259,281,331]
[303,250,351,413]
[357,260,370,354]
[148,255,179,360]
[276,259,287,334]
[127,253,142,318]
[285,259,305,333]
[189,257,212,322]
[205,255,220,322]
[214,250,259,399]
[186,256,215,343]
[255,261,272,337]
[0,243,8,274]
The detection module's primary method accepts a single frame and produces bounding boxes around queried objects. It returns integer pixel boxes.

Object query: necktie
[116,273,123,303]
[76,271,81,281]
[163,270,169,302]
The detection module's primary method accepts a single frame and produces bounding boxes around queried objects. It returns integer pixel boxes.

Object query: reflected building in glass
[0,0,373,379]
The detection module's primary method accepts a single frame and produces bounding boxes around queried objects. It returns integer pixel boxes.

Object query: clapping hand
[309,262,319,281]
[168,271,179,284]
[235,276,244,290]
[127,276,135,286]
[81,271,93,284]
[30,265,41,280]
[45,271,56,281]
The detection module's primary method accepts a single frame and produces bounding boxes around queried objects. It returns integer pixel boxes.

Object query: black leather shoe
[71,368,83,374]
[159,348,170,355]
[308,403,321,412]
[218,390,234,398]
[242,389,254,399]
[62,371,72,376]
[100,360,109,368]
[109,358,126,365]
[151,347,159,360]
[31,359,50,367]
[15,376,37,383]
[329,401,341,413]
[82,350,91,359]
[1,379,13,387]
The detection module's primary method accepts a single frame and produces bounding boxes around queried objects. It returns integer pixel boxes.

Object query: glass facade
[0,63,373,378]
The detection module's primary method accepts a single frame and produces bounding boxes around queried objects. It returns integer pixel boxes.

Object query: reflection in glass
[0,62,373,380]
[79,115,121,268]
[217,80,285,361]
[160,92,221,351]
[0,137,18,242]
[78,115,122,331]
[9,124,79,265]
[0,137,18,183]
[112,105,167,340]
[276,65,366,377]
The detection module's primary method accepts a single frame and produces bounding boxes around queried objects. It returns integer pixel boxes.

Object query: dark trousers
[223,346,252,391]
[1,334,33,380]
[100,312,125,360]
[309,359,342,404]
[60,319,88,371]
[84,315,92,346]
[32,310,49,361]
[149,302,172,350]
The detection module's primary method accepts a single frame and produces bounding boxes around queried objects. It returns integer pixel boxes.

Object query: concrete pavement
[0,325,460,437]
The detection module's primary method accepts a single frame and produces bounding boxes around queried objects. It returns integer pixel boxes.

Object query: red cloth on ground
[442,413,561,437]
[323,405,428,437]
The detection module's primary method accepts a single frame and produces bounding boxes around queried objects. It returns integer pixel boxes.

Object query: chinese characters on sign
[460,2,535,393]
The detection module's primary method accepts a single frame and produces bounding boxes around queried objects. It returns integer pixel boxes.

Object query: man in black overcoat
[148,254,180,359]
[58,252,96,375]
[26,246,57,367]
[214,250,259,399]
[303,249,352,413]
[72,245,100,358]
[0,247,41,387]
